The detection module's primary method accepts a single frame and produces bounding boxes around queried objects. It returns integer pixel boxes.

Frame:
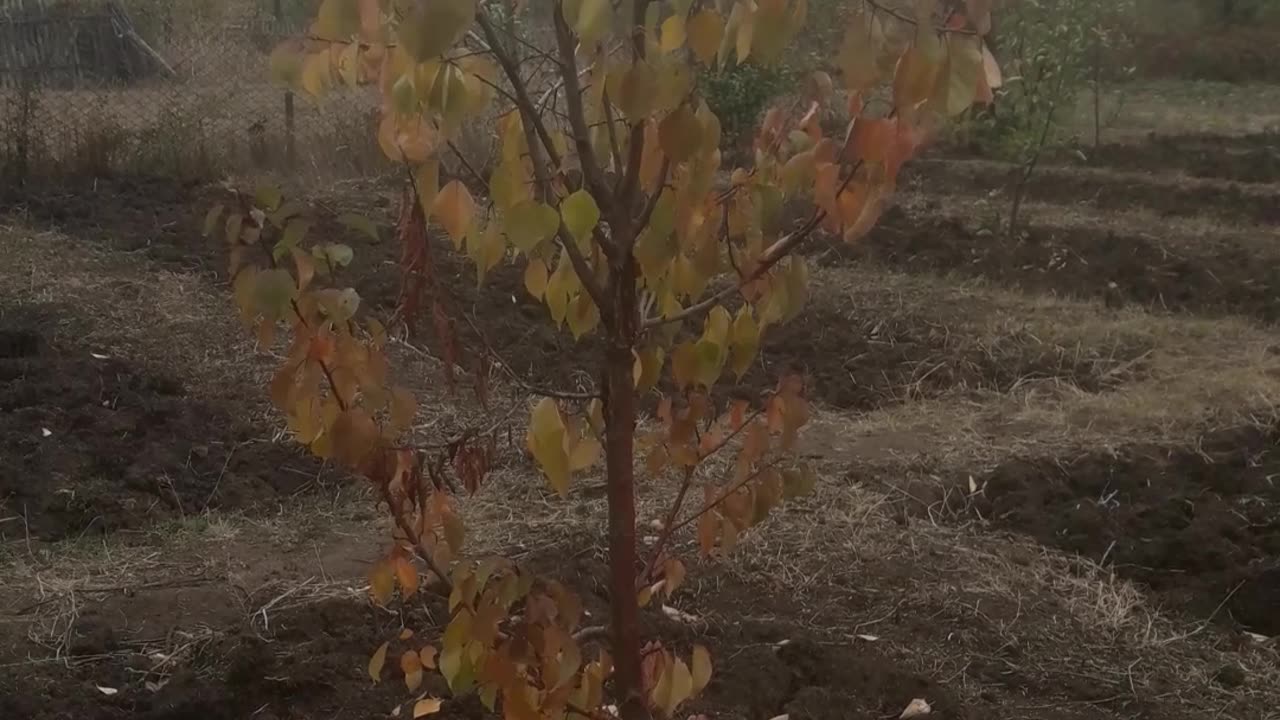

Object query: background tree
[208,1,999,717]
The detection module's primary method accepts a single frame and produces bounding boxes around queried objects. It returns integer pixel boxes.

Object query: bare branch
[552,4,615,211]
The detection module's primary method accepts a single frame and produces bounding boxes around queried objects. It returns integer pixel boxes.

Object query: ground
[2,80,1280,720]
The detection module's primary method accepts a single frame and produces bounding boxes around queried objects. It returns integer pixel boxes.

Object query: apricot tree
[207,1,999,718]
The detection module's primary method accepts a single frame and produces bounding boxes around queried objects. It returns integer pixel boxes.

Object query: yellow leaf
[524,259,549,299]
[672,341,699,391]
[574,0,613,47]
[687,10,724,64]
[838,9,883,92]
[432,181,475,243]
[660,14,686,53]
[414,160,439,219]
[728,305,760,379]
[370,558,395,605]
[567,292,601,339]
[529,398,571,495]
[781,149,816,197]
[735,2,756,64]
[659,105,704,163]
[614,60,656,122]
[413,698,443,718]
[569,435,602,471]
[315,0,360,40]
[300,51,333,98]
[691,645,712,694]
[893,43,939,112]
[468,220,507,287]
[937,34,984,117]
[561,190,600,246]
[368,641,389,683]
[399,628,415,641]
[399,0,475,61]
[665,658,694,715]
[633,346,665,392]
[505,200,560,253]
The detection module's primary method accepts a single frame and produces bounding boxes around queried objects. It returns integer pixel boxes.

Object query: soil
[0,554,968,720]
[939,132,1280,185]
[913,425,1280,636]
[908,157,1280,226]
[834,210,1280,323]
[5,111,1280,720]
[0,303,328,541]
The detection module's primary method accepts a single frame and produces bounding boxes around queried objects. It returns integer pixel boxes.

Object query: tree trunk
[603,254,646,720]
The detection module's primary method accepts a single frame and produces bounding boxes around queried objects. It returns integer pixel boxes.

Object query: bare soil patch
[834,210,1280,322]
[909,158,1280,226]
[939,132,1280,184]
[0,303,328,542]
[901,425,1280,637]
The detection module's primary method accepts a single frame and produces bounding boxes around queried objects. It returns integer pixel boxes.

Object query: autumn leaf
[691,644,713,694]
[368,641,389,683]
[370,558,395,606]
[401,649,423,692]
[413,698,443,718]
[394,555,419,598]
[687,9,724,64]
[660,104,704,163]
[432,180,475,244]
[561,190,600,246]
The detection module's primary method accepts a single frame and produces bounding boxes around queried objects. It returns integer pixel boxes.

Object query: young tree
[209,1,998,717]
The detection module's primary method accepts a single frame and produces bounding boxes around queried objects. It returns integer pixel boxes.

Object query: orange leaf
[370,558,395,605]
[845,116,894,165]
[395,556,419,598]
[420,645,438,669]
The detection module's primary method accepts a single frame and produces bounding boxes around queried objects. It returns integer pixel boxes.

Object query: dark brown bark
[602,252,646,720]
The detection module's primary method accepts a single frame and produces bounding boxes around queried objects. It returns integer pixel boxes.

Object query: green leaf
[561,190,600,246]
[505,200,560,253]
[338,213,380,242]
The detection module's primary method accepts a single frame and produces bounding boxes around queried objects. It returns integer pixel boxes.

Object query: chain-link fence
[1,0,386,183]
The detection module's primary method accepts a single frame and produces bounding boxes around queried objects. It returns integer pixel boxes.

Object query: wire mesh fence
[0,0,386,183]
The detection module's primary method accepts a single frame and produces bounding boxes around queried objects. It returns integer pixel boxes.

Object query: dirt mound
[0,306,329,541]
[909,159,1280,226]
[836,213,1280,323]
[1068,134,1280,184]
[1,581,967,720]
[957,426,1280,636]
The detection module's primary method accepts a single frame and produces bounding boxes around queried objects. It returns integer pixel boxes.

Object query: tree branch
[553,4,615,210]
[615,0,654,232]
[475,10,565,173]
[643,160,863,329]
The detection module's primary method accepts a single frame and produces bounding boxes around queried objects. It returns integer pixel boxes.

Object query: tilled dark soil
[0,304,328,541]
